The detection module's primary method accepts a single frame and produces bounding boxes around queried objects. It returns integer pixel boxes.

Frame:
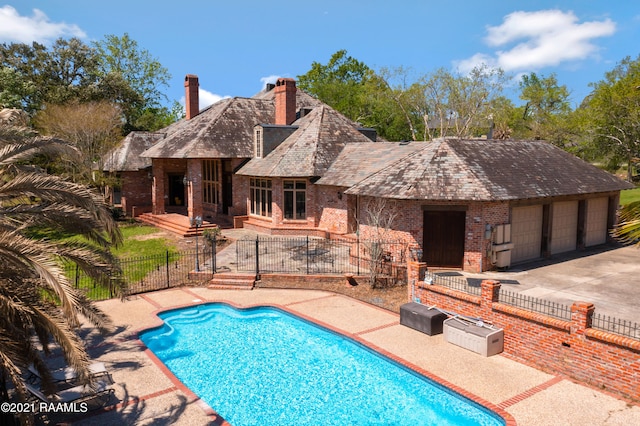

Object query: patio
[40,287,640,425]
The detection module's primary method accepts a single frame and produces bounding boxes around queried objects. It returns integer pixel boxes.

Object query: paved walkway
[459,243,640,323]
[58,287,640,425]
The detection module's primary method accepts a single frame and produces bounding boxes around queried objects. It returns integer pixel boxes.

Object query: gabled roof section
[346,139,633,201]
[102,131,164,171]
[140,88,323,160]
[140,97,271,159]
[316,142,425,187]
[237,105,374,177]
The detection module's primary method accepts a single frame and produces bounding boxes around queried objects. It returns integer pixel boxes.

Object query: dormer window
[254,126,263,158]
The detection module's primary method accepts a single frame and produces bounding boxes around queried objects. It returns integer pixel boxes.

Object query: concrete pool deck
[65,287,640,425]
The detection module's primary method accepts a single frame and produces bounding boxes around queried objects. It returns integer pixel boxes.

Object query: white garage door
[585,197,609,247]
[550,201,578,254]
[511,205,543,263]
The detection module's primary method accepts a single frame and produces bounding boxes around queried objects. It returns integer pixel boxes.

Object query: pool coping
[133,291,516,426]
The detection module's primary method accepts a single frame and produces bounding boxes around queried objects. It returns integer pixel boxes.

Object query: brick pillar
[152,161,165,214]
[407,259,427,303]
[480,280,500,319]
[186,159,203,220]
[570,302,595,336]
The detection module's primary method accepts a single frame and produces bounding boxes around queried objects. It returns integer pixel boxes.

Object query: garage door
[550,201,578,254]
[585,197,609,246]
[511,205,543,263]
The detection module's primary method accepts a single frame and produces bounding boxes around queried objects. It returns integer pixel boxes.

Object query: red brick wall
[230,159,249,217]
[356,198,510,272]
[121,170,153,217]
[408,271,640,402]
[317,185,349,234]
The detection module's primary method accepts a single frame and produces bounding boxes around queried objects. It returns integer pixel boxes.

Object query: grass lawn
[620,187,640,206]
[113,223,178,258]
[62,223,181,299]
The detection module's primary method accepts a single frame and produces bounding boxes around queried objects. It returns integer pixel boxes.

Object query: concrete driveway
[460,242,640,324]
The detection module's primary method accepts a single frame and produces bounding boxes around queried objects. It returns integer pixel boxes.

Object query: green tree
[418,65,510,140]
[0,35,176,132]
[0,66,36,110]
[0,120,122,422]
[513,73,572,144]
[583,55,640,181]
[297,50,377,123]
[93,33,172,132]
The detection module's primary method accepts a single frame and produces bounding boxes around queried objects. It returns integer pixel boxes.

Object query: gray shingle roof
[102,131,164,171]
[316,142,425,187]
[141,89,322,159]
[345,139,633,200]
[237,105,374,177]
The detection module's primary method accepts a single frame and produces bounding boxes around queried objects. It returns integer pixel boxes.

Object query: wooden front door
[423,210,466,268]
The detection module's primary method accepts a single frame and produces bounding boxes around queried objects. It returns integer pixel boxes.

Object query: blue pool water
[140,304,505,426]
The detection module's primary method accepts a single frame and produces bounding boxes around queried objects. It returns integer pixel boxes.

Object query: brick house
[105,74,632,271]
[319,139,633,272]
[101,131,164,217]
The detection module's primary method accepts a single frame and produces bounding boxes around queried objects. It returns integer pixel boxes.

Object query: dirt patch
[258,279,408,314]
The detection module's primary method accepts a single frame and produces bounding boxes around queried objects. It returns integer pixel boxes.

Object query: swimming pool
[140,303,505,426]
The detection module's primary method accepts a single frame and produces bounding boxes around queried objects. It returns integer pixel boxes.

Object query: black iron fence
[592,313,640,340]
[64,248,215,300]
[424,271,482,296]
[235,236,409,284]
[498,289,573,321]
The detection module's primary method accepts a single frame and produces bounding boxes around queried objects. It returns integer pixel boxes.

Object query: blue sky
[2,1,639,110]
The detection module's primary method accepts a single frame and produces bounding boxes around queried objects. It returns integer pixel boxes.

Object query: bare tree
[361,197,399,288]
[33,100,122,183]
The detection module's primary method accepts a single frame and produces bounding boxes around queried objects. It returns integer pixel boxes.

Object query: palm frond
[612,200,640,246]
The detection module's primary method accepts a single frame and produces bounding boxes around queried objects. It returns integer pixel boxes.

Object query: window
[254,127,263,158]
[284,180,306,220]
[203,160,221,204]
[250,178,272,217]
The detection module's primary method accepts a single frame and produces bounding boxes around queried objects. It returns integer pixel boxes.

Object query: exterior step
[208,273,255,290]
[137,213,219,237]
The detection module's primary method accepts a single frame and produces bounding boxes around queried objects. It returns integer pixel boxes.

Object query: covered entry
[423,209,466,268]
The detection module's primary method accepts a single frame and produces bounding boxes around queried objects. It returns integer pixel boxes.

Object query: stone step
[137,213,219,237]
[208,273,255,290]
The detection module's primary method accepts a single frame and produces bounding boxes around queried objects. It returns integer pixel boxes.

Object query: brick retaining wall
[407,260,640,402]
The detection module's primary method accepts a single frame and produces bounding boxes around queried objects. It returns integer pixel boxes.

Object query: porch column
[152,161,166,214]
[187,159,203,219]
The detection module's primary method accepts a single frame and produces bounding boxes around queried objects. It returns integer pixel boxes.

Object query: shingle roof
[345,139,633,200]
[237,105,374,177]
[141,89,322,159]
[316,142,425,187]
[102,131,164,171]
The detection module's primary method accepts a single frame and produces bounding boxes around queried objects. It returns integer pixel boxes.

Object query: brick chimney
[274,78,296,125]
[184,74,199,120]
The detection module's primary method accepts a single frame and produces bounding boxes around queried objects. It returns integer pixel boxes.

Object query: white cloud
[198,88,228,109]
[456,10,616,73]
[0,6,86,44]
[260,75,280,90]
[180,88,229,111]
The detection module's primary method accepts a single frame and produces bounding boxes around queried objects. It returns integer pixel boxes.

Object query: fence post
[166,250,170,288]
[75,264,80,288]
[255,236,260,280]
[356,235,360,276]
[306,235,310,275]
[212,235,217,275]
